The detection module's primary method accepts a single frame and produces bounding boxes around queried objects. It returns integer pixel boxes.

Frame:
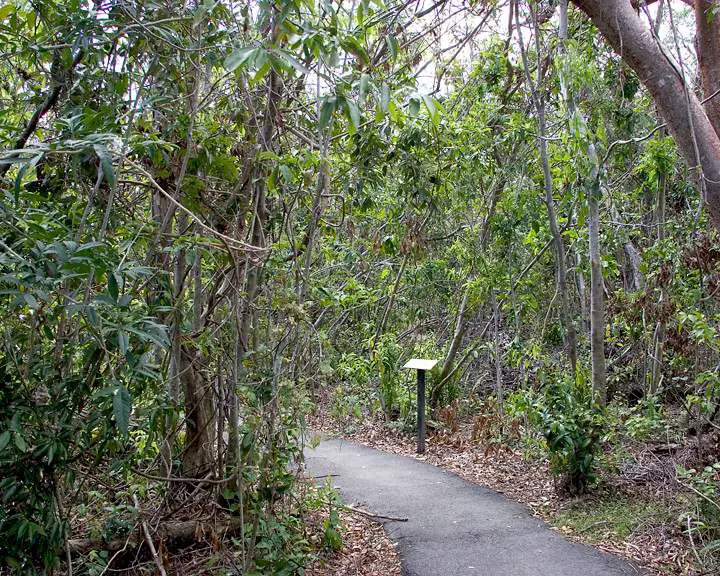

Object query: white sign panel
[402,358,439,371]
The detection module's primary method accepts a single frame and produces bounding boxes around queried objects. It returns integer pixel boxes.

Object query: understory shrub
[527,377,605,495]
[372,333,402,418]
[677,462,720,566]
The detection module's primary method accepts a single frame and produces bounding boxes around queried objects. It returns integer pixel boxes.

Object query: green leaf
[13,432,27,452]
[385,35,399,60]
[340,36,369,66]
[14,153,42,200]
[279,164,292,182]
[94,144,116,189]
[319,96,336,130]
[0,431,10,453]
[274,50,310,75]
[380,83,390,113]
[422,94,444,127]
[359,73,370,103]
[23,293,38,309]
[408,97,420,117]
[224,46,256,72]
[344,98,361,131]
[113,385,132,437]
[118,330,129,356]
[108,272,119,301]
[0,4,14,21]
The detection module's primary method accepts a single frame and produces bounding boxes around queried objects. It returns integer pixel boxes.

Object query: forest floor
[307,408,703,576]
[305,509,401,576]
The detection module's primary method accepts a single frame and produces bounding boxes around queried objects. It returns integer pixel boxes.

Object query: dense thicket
[1,0,718,574]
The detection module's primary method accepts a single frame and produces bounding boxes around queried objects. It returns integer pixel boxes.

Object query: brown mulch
[308,409,699,576]
[305,509,401,576]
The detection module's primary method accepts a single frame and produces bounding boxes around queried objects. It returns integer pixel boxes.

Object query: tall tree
[571,0,720,230]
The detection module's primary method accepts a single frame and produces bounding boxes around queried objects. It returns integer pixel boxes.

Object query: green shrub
[529,378,605,495]
[624,395,666,440]
[677,462,720,565]
[372,333,402,418]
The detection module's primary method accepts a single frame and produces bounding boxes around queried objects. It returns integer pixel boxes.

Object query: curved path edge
[304,436,643,576]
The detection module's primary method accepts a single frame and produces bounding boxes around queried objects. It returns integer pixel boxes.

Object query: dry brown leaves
[305,509,401,576]
[308,411,699,576]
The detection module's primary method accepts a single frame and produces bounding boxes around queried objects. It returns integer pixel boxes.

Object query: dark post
[403,359,436,455]
[417,369,426,454]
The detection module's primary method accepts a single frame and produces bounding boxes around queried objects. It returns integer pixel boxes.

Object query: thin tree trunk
[612,207,645,292]
[181,248,216,476]
[588,177,607,405]
[431,285,470,409]
[650,173,667,395]
[560,0,605,403]
[372,253,409,351]
[492,289,504,430]
[517,0,578,377]
[442,286,470,379]
[572,247,588,330]
[623,239,644,292]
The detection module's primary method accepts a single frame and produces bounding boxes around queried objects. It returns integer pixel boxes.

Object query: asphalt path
[305,437,641,576]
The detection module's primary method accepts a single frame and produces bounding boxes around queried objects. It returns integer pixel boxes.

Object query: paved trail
[305,437,641,576]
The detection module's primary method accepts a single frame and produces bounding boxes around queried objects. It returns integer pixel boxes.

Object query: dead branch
[133,494,167,576]
[67,517,243,555]
[343,504,408,522]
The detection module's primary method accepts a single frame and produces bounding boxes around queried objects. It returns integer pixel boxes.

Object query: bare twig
[132,467,236,485]
[133,494,167,576]
[127,161,267,252]
[344,504,408,522]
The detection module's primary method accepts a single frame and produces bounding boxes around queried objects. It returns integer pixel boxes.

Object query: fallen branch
[132,467,235,484]
[343,504,408,522]
[68,517,243,555]
[133,494,167,576]
[301,473,340,480]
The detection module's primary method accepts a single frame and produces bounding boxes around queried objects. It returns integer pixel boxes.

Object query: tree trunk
[372,253,409,352]
[561,0,605,403]
[695,0,720,135]
[181,248,216,477]
[571,0,720,230]
[588,177,607,405]
[492,288,504,430]
[650,173,667,395]
[431,284,470,409]
[517,0,578,376]
[572,248,588,330]
[612,207,645,292]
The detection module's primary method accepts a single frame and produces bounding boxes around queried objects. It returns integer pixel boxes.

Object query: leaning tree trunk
[571,0,720,230]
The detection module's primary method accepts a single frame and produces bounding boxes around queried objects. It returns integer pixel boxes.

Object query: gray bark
[571,0,720,230]
[492,289,504,426]
[517,0,578,376]
[561,0,605,403]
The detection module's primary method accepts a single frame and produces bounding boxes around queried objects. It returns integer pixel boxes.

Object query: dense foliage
[1,0,719,574]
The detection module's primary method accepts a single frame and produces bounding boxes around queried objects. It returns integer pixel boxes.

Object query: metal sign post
[402,359,438,454]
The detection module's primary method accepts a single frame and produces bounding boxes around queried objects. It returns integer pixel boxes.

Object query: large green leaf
[113,385,132,437]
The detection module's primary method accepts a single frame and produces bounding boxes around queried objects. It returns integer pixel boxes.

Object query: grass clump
[556,494,675,542]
